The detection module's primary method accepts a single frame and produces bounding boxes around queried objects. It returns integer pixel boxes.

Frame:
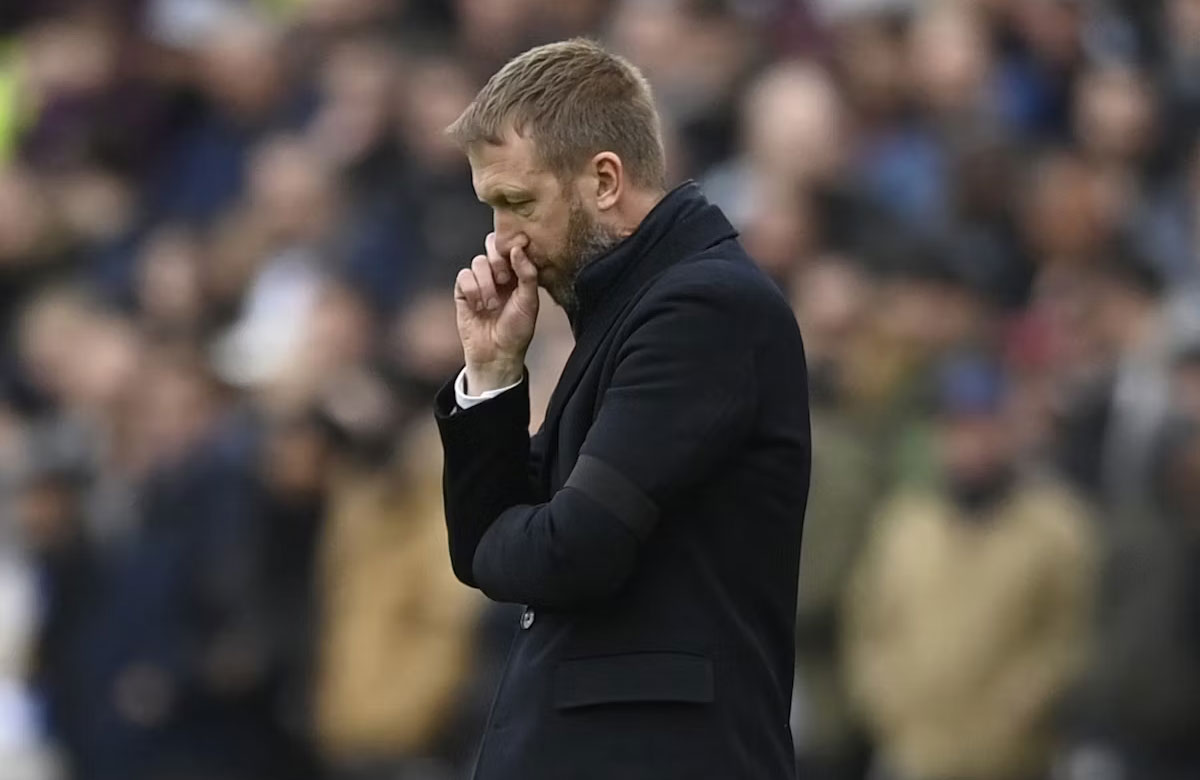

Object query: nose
[492,214,527,257]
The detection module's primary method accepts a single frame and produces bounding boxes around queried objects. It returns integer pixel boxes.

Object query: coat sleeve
[435,371,547,588]
[442,277,759,608]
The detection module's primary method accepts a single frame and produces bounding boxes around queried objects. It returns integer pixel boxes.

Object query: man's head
[933,355,1016,511]
[447,38,667,309]
[743,61,845,186]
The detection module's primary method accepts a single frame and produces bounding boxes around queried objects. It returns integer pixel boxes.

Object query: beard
[535,197,624,313]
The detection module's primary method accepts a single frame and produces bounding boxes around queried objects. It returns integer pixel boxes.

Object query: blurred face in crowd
[791,258,870,403]
[467,130,624,308]
[940,409,1015,508]
[17,478,79,554]
[401,58,478,168]
[0,166,51,263]
[197,13,284,119]
[305,283,374,372]
[315,367,399,467]
[1012,0,1083,67]
[831,15,908,119]
[20,15,117,103]
[390,289,464,387]
[49,167,135,246]
[18,291,90,399]
[880,275,986,356]
[309,39,399,167]
[1074,66,1156,163]
[264,417,330,500]
[247,138,338,243]
[455,0,536,62]
[19,293,140,414]
[909,5,991,116]
[1165,0,1200,54]
[68,315,142,414]
[792,257,870,365]
[128,354,219,469]
[742,184,816,283]
[744,63,845,185]
[954,139,1018,222]
[1023,154,1109,262]
[654,8,751,115]
[608,0,681,91]
[136,228,205,334]
[610,0,751,117]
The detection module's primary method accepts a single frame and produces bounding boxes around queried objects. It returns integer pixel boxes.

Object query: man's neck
[613,187,666,239]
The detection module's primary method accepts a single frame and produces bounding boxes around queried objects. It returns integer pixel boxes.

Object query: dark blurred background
[0,1,1198,779]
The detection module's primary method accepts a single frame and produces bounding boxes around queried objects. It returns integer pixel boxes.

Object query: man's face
[468,130,621,309]
[938,413,1011,487]
[17,479,79,553]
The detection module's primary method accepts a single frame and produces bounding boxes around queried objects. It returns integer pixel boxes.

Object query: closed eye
[479,190,535,215]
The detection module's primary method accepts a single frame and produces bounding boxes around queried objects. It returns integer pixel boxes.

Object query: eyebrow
[477,188,533,206]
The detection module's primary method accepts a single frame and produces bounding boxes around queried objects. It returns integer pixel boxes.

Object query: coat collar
[567,180,726,337]
[537,181,738,481]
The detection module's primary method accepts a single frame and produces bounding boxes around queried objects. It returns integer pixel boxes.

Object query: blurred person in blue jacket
[36,343,315,780]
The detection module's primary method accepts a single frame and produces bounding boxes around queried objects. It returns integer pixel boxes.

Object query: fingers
[485,233,512,286]
[454,266,483,312]
[510,243,538,290]
[457,235,530,314]
[455,256,497,313]
[471,254,501,311]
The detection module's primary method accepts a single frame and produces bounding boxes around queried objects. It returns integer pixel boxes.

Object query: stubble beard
[539,198,624,315]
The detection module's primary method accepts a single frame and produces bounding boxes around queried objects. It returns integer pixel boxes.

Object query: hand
[454,232,539,393]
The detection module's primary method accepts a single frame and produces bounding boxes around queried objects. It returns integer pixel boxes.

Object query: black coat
[435,182,811,779]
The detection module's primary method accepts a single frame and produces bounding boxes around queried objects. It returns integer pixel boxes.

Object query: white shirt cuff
[455,368,522,409]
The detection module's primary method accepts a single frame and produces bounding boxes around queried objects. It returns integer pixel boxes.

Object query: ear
[591,152,623,211]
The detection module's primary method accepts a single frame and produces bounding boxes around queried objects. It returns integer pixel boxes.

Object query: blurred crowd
[0,0,1198,779]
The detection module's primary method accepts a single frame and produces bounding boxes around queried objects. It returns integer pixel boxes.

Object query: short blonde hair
[447,38,667,191]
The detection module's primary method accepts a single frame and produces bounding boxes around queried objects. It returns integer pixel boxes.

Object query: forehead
[467,131,555,197]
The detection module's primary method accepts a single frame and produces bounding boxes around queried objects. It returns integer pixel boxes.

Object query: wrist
[465,360,524,395]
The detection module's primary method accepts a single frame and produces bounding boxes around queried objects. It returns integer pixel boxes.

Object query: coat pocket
[553,652,715,710]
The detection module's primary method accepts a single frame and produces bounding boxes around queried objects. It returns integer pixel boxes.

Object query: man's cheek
[526,247,551,271]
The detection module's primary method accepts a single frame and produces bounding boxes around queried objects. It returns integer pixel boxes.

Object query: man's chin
[534,264,558,289]
[539,271,576,311]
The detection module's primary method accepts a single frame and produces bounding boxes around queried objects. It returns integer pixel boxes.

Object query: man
[844,355,1095,780]
[434,39,810,779]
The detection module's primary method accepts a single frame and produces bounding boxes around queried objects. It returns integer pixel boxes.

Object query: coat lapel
[538,202,738,486]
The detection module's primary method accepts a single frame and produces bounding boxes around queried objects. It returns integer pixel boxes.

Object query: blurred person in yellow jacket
[310,368,482,780]
[844,354,1097,780]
